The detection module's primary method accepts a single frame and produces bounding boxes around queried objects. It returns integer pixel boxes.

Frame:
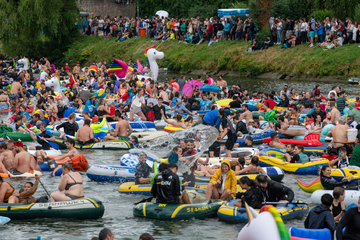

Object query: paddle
[36,174,51,198]
[25,128,59,150]
[263,201,308,206]
[134,196,153,205]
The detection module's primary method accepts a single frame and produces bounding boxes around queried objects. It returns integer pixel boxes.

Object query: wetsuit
[235,187,263,209]
[321,176,359,190]
[56,121,78,137]
[258,179,294,203]
[336,207,360,240]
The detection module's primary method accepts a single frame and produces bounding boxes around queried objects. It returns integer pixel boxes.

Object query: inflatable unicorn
[146,48,164,81]
[108,58,128,78]
[17,57,29,72]
[238,203,312,240]
[46,77,62,93]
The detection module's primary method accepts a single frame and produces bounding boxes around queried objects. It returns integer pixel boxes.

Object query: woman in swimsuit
[236,156,267,175]
[50,161,84,202]
[75,98,85,114]
[97,98,110,122]
[0,176,19,203]
[284,105,300,125]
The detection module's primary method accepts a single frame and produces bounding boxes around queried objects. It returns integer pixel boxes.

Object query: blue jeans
[207,32,212,41]
[236,32,242,40]
[250,31,254,41]
[277,30,281,43]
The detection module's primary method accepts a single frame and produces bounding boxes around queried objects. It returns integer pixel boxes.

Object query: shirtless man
[76,119,100,145]
[216,76,227,88]
[240,104,253,124]
[4,140,16,162]
[276,116,288,130]
[158,87,169,105]
[269,132,286,148]
[54,139,79,161]
[9,77,24,112]
[47,96,58,124]
[73,61,81,75]
[275,123,305,136]
[327,116,349,149]
[146,80,157,98]
[161,110,193,129]
[104,112,132,141]
[11,141,36,175]
[329,102,340,124]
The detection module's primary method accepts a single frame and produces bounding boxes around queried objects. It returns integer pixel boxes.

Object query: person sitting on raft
[11,140,38,175]
[0,176,19,203]
[56,113,78,139]
[76,119,100,145]
[18,174,40,203]
[151,163,193,205]
[331,187,345,224]
[29,122,55,150]
[236,156,268,175]
[161,110,193,129]
[274,123,305,137]
[50,161,84,201]
[205,159,236,201]
[192,108,225,130]
[320,165,359,190]
[50,139,80,175]
[328,147,349,168]
[234,176,263,209]
[104,111,133,141]
[256,174,294,204]
[134,152,154,185]
[269,132,286,148]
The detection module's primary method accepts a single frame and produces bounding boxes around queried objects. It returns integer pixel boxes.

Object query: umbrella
[200,85,221,93]
[182,80,203,97]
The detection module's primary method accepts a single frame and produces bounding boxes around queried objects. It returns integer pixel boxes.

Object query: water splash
[135,125,219,173]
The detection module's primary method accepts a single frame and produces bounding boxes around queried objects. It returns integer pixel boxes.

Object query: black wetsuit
[258,179,294,203]
[151,169,181,204]
[336,207,360,240]
[321,176,359,190]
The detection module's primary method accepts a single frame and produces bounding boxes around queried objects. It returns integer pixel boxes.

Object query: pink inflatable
[171,82,180,91]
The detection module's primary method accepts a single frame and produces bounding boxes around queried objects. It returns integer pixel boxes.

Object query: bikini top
[65,174,83,191]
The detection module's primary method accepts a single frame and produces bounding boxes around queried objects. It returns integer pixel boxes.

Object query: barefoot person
[76,119,100,145]
[205,159,236,200]
[50,161,84,201]
[54,139,79,161]
[9,77,24,112]
[0,143,15,171]
[104,112,133,141]
[11,140,37,175]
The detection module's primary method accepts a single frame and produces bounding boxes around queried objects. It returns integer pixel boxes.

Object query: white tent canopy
[155,10,169,19]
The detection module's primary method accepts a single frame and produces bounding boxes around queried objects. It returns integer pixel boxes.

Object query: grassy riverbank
[61,35,360,78]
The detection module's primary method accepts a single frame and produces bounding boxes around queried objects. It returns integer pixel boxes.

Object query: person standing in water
[9,77,24,112]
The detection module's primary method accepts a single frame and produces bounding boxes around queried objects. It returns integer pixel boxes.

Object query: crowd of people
[78,13,360,50]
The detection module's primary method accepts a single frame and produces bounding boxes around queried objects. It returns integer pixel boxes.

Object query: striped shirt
[336,96,346,114]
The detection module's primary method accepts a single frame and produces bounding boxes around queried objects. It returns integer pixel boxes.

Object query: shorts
[48,116,56,122]
[309,31,315,38]
[209,141,220,157]
[9,168,23,175]
[217,31,223,36]
[9,93,19,100]
[118,136,129,141]
[78,139,95,145]
[225,136,237,150]
[36,145,50,150]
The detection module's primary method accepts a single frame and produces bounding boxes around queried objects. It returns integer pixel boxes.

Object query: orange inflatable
[47,154,88,171]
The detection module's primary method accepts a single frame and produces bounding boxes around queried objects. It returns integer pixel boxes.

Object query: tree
[250,0,273,29]
[0,0,79,60]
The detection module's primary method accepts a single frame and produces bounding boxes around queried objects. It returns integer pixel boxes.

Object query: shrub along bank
[61,36,360,79]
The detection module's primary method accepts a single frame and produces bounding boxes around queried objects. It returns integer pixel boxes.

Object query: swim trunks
[9,93,19,100]
[78,139,95,145]
[9,168,23,175]
[118,136,129,141]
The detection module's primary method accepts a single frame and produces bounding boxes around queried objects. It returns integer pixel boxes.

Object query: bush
[188,5,217,19]
[311,10,334,22]
[255,27,271,45]
[354,4,360,21]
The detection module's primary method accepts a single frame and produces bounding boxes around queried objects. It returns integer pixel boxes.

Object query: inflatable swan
[46,77,62,93]
[238,203,312,240]
[17,57,29,73]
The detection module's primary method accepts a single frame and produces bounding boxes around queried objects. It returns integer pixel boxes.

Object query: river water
[0,76,357,240]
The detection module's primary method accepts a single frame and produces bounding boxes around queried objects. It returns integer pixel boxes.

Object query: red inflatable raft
[262,138,323,147]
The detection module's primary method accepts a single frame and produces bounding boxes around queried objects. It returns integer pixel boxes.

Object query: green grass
[61,36,360,78]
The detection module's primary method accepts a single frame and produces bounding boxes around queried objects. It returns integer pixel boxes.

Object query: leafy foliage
[311,10,335,22]
[353,4,360,21]
[188,5,217,19]
[0,0,79,61]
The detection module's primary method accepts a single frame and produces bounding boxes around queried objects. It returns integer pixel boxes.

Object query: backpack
[282,43,287,49]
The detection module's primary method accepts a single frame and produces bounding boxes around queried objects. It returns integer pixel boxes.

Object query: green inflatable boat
[7,132,33,142]
[50,137,134,150]
[133,199,224,220]
[0,198,104,220]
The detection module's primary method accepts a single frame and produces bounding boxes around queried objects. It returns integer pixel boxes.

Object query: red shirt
[264,100,276,109]
[121,92,130,102]
[65,66,71,72]
[208,24,214,33]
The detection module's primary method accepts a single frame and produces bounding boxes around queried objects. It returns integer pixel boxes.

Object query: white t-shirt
[98,19,104,28]
[40,71,48,81]
[174,22,180,31]
[300,23,306,32]
[276,22,282,30]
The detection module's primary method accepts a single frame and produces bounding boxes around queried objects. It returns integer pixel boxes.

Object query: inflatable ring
[171,82,180,91]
